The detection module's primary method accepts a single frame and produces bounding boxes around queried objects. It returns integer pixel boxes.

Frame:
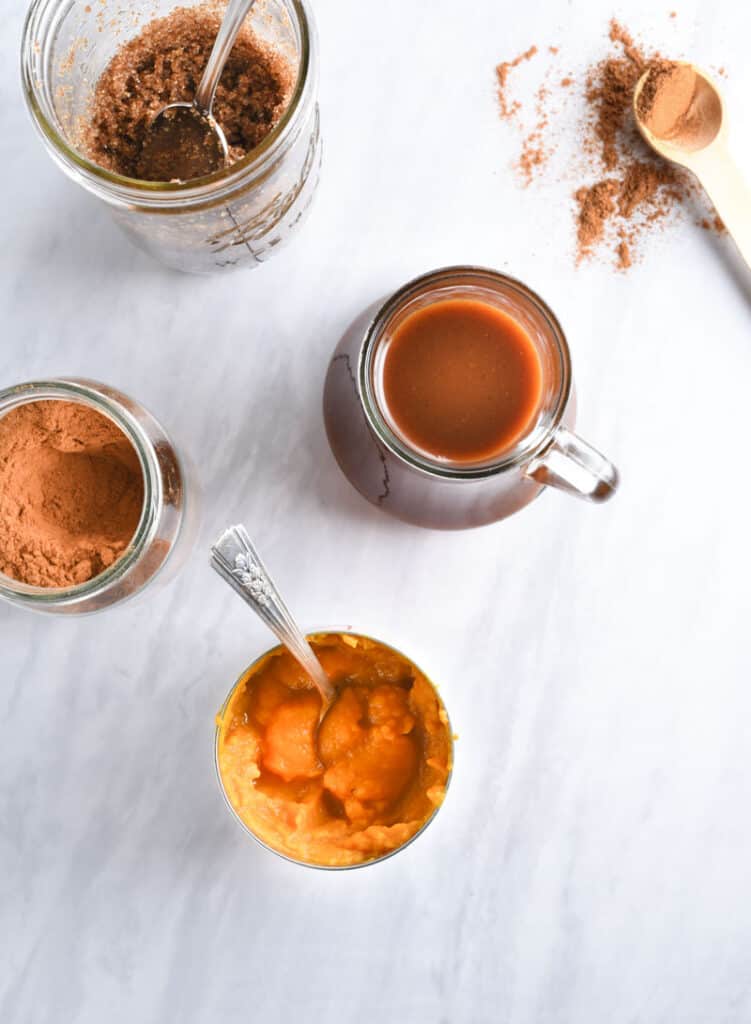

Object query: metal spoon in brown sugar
[137,0,256,181]
[210,525,337,719]
[633,62,751,269]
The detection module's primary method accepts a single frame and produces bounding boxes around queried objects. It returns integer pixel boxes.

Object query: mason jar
[0,379,193,614]
[324,267,619,529]
[21,0,321,274]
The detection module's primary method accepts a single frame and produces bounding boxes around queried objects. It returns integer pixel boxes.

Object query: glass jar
[21,0,321,274]
[0,379,193,614]
[215,630,454,870]
[324,267,619,529]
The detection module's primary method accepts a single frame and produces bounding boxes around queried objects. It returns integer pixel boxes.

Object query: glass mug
[21,0,320,274]
[323,267,619,529]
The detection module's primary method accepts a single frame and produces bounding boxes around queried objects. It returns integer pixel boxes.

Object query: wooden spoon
[633,63,751,269]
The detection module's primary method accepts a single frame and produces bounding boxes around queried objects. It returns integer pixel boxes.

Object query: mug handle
[526,427,619,503]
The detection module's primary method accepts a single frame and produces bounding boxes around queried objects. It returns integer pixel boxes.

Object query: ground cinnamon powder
[574,21,691,263]
[495,18,723,268]
[496,48,550,184]
[0,401,144,588]
[82,3,294,180]
[496,46,538,120]
[636,60,722,151]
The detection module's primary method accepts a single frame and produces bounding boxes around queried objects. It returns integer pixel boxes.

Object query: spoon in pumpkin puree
[210,525,336,718]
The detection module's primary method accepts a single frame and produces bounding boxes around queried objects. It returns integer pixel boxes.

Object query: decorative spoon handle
[210,524,335,702]
[194,0,256,115]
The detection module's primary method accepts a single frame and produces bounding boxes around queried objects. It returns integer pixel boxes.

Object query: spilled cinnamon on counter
[0,401,144,588]
[496,46,538,120]
[496,47,551,184]
[495,18,723,269]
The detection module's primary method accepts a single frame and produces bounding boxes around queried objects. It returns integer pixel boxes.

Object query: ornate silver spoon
[210,524,336,713]
[137,0,256,181]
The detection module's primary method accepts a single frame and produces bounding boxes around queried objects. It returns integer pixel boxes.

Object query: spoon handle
[694,147,751,271]
[210,525,336,702]
[194,0,256,115]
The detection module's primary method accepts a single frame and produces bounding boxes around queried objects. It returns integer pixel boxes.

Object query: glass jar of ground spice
[21,0,320,274]
[0,379,192,614]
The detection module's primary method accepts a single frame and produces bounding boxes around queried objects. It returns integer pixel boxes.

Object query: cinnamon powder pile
[0,401,144,588]
[636,60,722,151]
[81,4,294,180]
[495,19,722,269]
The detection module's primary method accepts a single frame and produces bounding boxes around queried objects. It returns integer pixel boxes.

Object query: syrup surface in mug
[380,298,543,463]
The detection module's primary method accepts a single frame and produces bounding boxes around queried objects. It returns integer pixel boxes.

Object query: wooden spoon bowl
[633,63,751,268]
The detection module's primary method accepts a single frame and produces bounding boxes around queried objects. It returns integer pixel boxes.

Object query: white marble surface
[3,0,751,1020]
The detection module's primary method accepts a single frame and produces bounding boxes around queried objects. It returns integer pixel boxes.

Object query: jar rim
[214,628,454,871]
[359,266,573,481]
[0,379,161,607]
[20,0,315,207]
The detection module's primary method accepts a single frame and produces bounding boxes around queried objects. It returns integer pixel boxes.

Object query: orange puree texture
[216,633,452,867]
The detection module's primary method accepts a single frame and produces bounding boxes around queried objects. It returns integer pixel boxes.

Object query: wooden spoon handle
[693,147,751,270]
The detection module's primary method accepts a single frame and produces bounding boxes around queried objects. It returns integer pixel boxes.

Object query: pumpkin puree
[216,633,452,867]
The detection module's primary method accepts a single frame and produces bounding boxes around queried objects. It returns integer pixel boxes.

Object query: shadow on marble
[710,236,751,309]
[685,191,751,309]
[307,411,413,533]
[36,185,181,285]
[195,357,410,539]
[59,657,275,878]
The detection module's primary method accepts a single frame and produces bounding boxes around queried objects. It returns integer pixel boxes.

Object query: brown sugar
[81,4,294,180]
[494,17,724,269]
[0,401,144,588]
